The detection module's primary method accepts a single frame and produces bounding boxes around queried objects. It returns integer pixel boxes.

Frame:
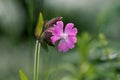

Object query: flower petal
[58,39,69,52]
[65,23,74,33]
[68,36,77,43]
[66,39,75,49]
[51,35,61,44]
[68,28,78,36]
[53,21,64,36]
[56,21,64,28]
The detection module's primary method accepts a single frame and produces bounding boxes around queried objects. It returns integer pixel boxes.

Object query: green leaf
[19,69,28,80]
[77,32,91,54]
[98,33,108,46]
[35,12,44,39]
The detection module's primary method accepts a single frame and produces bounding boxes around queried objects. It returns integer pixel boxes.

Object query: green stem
[34,40,41,80]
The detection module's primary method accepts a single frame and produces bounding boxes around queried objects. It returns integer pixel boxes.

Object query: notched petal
[56,21,64,29]
[69,28,78,36]
[51,36,61,44]
[58,39,69,52]
[69,36,77,43]
[65,23,74,33]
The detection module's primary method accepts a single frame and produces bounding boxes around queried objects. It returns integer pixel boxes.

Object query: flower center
[61,33,67,39]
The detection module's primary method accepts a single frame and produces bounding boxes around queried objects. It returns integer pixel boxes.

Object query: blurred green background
[0,0,120,80]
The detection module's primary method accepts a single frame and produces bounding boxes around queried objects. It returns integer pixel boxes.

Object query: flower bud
[42,27,54,46]
[44,17,63,30]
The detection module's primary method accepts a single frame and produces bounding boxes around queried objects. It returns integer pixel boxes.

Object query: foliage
[19,69,28,80]
[42,32,120,80]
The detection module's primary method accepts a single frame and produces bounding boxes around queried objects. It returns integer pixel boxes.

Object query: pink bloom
[51,21,78,52]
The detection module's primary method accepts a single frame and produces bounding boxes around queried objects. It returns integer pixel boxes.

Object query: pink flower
[51,21,78,52]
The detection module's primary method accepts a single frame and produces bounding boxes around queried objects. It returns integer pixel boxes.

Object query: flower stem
[34,40,41,80]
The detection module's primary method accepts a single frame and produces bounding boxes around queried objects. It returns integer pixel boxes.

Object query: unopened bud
[44,17,63,30]
[42,27,54,46]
